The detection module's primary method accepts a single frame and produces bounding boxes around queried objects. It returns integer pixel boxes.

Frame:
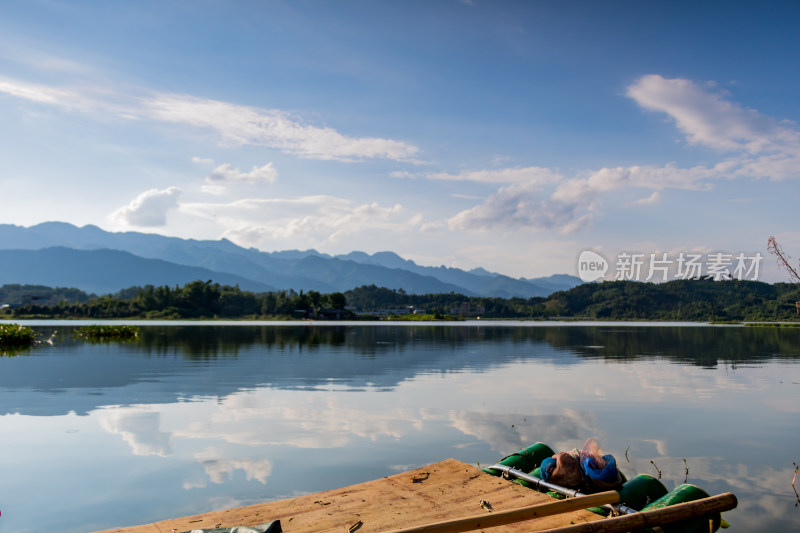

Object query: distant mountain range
[0,222,582,297]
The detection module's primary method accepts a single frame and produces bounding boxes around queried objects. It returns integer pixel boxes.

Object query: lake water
[0,322,798,532]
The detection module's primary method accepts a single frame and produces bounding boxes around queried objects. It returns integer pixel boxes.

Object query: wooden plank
[93,459,605,533]
[383,491,619,533]
[535,492,738,533]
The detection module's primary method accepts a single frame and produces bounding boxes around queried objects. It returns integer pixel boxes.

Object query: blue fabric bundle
[579,437,623,489]
[540,456,557,481]
[581,453,620,487]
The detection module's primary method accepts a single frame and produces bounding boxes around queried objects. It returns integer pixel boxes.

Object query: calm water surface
[0,322,798,532]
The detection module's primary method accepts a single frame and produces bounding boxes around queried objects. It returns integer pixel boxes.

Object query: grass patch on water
[0,323,36,346]
[745,322,800,328]
[0,323,36,356]
[74,325,140,342]
[386,313,462,321]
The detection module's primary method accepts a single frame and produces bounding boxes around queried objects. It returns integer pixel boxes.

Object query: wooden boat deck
[95,459,606,533]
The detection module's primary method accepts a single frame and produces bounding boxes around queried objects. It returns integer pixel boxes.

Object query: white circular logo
[577,250,608,282]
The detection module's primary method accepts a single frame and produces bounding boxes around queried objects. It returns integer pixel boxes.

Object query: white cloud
[552,164,714,206]
[446,164,705,233]
[450,193,483,200]
[0,76,420,163]
[108,187,181,227]
[0,78,82,107]
[141,93,420,162]
[180,195,414,248]
[427,166,561,184]
[635,191,661,206]
[447,182,589,234]
[0,76,132,116]
[627,74,800,180]
[192,156,214,165]
[443,163,706,234]
[206,162,278,185]
[389,170,416,179]
[628,74,799,154]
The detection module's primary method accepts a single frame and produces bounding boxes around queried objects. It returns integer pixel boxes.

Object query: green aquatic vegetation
[0,323,36,347]
[74,324,140,342]
[387,313,461,321]
[745,322,800,328]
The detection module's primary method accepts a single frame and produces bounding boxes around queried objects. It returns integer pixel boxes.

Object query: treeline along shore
[1,278,799,321]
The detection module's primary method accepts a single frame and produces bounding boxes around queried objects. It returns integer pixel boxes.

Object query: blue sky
[1,1,798,281]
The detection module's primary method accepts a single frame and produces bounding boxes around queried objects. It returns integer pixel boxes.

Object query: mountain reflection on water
[0,323,798,533]
[2,324,798,416]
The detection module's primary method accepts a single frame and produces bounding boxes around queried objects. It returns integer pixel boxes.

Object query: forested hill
[542,278,800,321]
[1,278,799,321]
[346,279,800,321]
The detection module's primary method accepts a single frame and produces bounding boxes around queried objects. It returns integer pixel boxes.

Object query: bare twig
[793,462,799,507]
[650,460,662,479]
[682,458,689,483]
[768,236,800,283]
[625,446,630,463]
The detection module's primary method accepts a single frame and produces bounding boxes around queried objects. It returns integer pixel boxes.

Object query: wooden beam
[535,492,738,533]
[383,491,620,533]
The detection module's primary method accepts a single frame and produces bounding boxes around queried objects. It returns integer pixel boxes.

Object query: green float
[617,473,669,510]
[642,483,721,533]
[482,442,555,476]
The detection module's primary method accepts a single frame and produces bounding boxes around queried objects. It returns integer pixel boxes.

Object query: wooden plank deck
[94,459,605,533]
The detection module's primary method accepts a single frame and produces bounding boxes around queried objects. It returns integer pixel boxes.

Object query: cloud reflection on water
[97,407,173,457]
